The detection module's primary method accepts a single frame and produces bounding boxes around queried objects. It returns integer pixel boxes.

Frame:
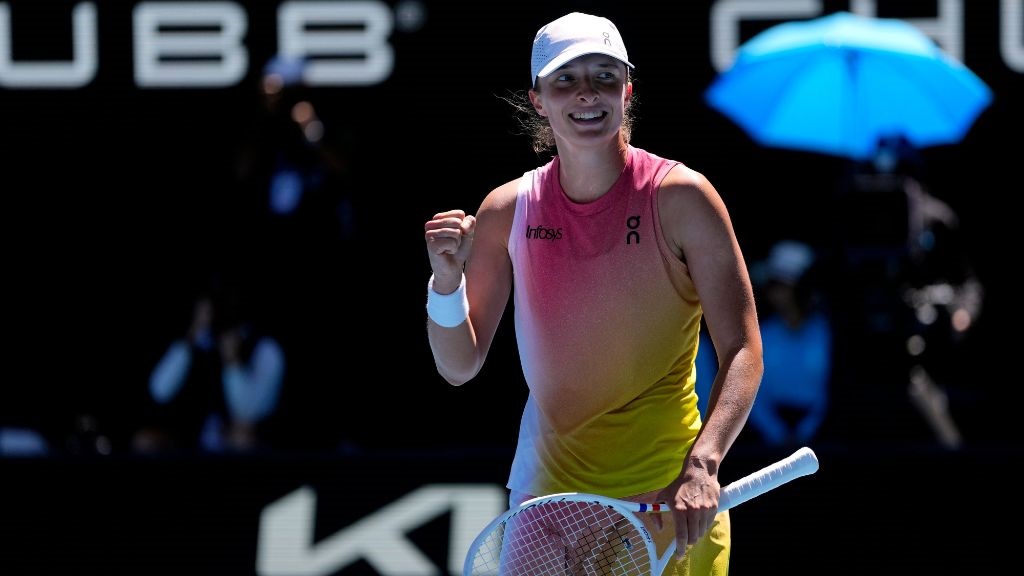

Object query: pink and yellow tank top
[506,146,705,498]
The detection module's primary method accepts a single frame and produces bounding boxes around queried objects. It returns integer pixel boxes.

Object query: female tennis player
[423,12,763,574]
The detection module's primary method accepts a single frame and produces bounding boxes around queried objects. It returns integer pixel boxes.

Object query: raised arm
[424,180,518,385]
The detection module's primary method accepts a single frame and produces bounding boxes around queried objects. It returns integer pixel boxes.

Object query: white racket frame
[463,446,820,576]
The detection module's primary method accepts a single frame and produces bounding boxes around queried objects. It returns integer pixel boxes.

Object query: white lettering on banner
[851,0,963,62]
[278,1,393,86]
[0,2,97,88]
[709,0,1021,74]
[134,2,248,88]
[1003,0,1024,72]
[0,0,399,89]
[710,0,821,73]
[0,1,1018,88]
[256,484,507,576]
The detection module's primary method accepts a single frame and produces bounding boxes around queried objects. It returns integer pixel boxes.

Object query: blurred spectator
[0,427,50,457]
[696,240,833,447]
[63,413,114,457]
[831,134,982,448]
[749,240,832,447]
[230,54,359,315]
[233,54,356,233]
[224,56,362,451]
[133,284,286,455]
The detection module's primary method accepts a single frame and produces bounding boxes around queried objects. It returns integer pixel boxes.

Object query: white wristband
[427,274,469,327]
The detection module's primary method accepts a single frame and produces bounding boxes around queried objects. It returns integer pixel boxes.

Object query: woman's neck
[556,139,629,203]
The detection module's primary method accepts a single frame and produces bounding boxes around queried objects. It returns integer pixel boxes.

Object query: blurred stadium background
[3,1,1021,574]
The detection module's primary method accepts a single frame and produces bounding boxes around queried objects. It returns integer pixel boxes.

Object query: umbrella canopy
[704,11,993,160]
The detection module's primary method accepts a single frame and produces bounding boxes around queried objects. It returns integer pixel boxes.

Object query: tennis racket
[463,446,819,576]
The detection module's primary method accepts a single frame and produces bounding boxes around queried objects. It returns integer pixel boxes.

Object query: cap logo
[530,12,634,84]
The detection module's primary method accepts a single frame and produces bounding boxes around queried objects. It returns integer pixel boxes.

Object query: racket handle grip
[719,447,819,512]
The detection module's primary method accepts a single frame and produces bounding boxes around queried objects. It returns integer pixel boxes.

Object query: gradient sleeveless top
[507,146,705,498]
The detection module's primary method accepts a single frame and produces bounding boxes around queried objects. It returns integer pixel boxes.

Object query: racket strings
[467,500,651,575]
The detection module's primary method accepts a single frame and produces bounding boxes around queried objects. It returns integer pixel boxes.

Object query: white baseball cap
[531,12,634,85]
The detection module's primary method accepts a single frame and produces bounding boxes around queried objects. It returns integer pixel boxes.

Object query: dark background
[7,0,1019,453]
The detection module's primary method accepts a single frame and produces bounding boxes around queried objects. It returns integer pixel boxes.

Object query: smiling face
[529,54,633,150]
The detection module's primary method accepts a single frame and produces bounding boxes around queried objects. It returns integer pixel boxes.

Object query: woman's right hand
[424,210,476,293]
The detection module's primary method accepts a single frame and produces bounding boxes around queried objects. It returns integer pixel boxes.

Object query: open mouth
[570,110,606,122]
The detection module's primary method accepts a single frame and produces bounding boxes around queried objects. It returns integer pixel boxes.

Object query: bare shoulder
[659,163,723,211]
[479,176,521,213]
[475,176,522,247]
[657,163,734,260]
[464,175,520,251]
[478,177,520,221]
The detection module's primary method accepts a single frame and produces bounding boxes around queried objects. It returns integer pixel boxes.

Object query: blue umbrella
[704,11,993,160]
